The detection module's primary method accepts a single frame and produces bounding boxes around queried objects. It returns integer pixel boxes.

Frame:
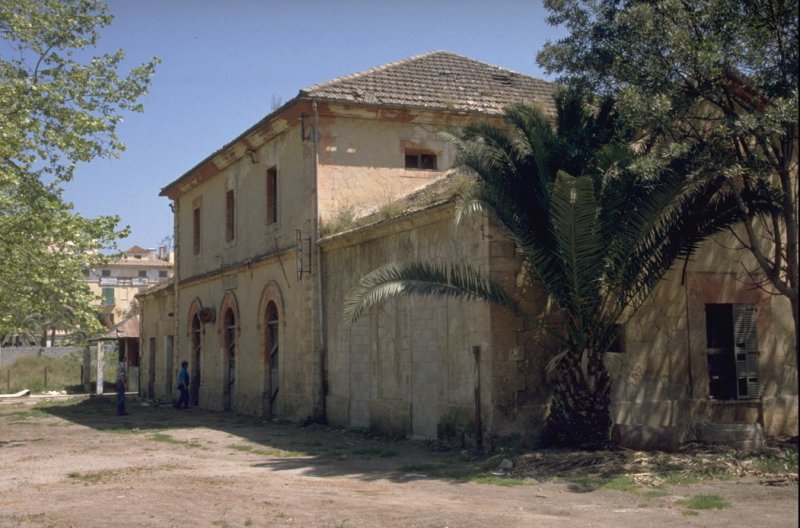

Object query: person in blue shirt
[175,361,190,409]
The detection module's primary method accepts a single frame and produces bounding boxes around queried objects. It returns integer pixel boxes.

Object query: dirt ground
[1,395,797,528]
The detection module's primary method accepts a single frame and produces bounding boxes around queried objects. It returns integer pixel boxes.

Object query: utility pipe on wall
[312,100,328,422]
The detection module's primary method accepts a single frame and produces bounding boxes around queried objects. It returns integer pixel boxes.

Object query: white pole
[96,342,104,395]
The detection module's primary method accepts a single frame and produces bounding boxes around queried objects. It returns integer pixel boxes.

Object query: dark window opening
[101,269,111,277]
[405,151,437,170]
[705,303,759,400]
[224,308,236,411]
[266,167,278,225]
[266,301,279,406]
[193,207,201,255]
[101,287,115,305]
[138,270,147,278]
[225,189,235,242]
[159,270,168,278]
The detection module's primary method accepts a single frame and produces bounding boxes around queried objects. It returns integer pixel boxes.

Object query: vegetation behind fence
[0,353,117,394]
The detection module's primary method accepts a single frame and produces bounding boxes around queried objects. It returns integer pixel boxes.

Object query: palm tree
[344,90,778,449]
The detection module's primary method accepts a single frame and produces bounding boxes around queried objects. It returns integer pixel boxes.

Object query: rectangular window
[138,270,147,278]
[158,270,168,278]
[101,287,115,306]
[705,304,759,400]
[193,205,201,255]
[266,167,277,225]
[405,151,437,170]
[225,189,236,242]
[101,269,111,277]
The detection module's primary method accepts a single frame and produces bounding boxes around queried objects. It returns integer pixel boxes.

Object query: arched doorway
[223,307,236,411]
[190,313,202,406]
[265,301,279,418]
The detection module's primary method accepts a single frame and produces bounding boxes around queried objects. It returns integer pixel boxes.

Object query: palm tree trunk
[545,347,612,449]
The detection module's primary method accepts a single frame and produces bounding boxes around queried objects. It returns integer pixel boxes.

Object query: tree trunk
[544,347,612,450]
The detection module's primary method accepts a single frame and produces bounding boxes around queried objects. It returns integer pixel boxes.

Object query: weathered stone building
[87,245,173,326]
[138,51,797,448]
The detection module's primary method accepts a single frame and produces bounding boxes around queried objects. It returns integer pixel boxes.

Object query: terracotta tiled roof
[90,315,139,341]
[300,51,555,115]
[124,245,149,255]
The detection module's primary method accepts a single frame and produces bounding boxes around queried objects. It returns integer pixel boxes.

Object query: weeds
[755,447,798,474]
[351,447,398,458]
[319,204,358,236]
[149,433,203,449]
[228,443,304,457]
[0,351,120,394]
[67,470,113,484]
[680,494,730,510]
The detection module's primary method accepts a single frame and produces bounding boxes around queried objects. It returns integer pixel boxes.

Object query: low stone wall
[0,346,83,368]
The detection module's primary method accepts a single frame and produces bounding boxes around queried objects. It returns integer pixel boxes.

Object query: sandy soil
[0,395,797,528]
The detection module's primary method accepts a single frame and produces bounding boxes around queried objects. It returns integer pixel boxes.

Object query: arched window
[224,308,236,410]
[190,313,202,406]
[266,301,279,412]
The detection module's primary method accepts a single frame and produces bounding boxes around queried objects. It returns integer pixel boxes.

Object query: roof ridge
[300,50,464,95]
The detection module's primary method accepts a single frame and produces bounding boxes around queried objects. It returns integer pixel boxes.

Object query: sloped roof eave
[89,314,140,342]
[159,95,311,200]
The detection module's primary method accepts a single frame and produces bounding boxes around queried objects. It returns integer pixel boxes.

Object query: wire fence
[0,350,118,394]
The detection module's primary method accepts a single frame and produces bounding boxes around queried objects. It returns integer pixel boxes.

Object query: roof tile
[300,51,555,115]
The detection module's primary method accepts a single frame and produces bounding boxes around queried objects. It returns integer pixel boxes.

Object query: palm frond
[549,171,604,315]
[343,261,521,323]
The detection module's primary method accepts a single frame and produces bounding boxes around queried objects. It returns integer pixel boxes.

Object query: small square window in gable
[404,150,437,170]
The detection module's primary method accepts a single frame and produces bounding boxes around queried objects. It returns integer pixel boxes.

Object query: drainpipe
[171,199,180,383]
[312,100,327,422]
[683,269,695,439]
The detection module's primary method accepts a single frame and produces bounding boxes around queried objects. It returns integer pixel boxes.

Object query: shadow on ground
[38,395,494,485]
[34,394,800,490]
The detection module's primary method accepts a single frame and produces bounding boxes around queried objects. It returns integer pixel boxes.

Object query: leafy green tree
[0,0,157,338]
[538,0,798,340]
[345,93,775,448]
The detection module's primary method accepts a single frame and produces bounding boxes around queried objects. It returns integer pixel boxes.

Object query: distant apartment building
[87,245,173,326]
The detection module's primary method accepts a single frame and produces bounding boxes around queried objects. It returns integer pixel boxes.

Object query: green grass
[564,474,639,492]
[0,353,116,394]
[228,443,304,457]
[148,432,204,449]
[2,409,49,420]
[680,494,730,510]
[398,459,526,486]
[641,489,670,499]
[67,470,112,484]
[655,467,732,486]
[755,447,799,473]
[351,447,398,458]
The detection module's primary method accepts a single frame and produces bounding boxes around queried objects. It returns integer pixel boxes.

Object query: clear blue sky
[66,0,566,250]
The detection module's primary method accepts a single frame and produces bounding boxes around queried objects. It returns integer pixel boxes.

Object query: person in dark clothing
[116,359,128,416]
[175,361,190,409]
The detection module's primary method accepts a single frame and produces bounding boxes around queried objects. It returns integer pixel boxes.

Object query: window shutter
[733,304,759,398]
